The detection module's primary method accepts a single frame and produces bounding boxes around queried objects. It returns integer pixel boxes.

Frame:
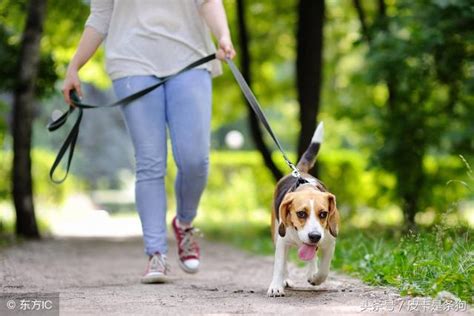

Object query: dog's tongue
[298,244,317,261]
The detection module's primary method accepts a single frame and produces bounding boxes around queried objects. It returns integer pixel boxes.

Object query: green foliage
[0,148,84,204]
[204,151,276,213]
[0,0,105,97]
[0,0,471,230]
[342,0,474,223]
[423,155,474,215]
[0,17,57,97]
[214,0,299,138]
[164,150,394,218]
[0,232,19,249]
[164,150,471,227]
[319,149,396,212]
[199,221,274,254]
[42,0,110,87]
[163,150,275,216]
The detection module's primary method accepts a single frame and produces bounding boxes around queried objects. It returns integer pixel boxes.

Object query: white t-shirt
[85,0,222,80]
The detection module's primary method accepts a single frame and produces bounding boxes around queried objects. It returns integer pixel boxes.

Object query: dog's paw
[308,272,328,286]
[267,282,285,297]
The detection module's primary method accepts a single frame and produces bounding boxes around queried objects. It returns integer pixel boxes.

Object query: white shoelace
[149,254,168,273]
[180,228,201,258]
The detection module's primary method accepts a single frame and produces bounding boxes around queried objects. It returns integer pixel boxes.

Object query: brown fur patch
[277,193,296,237]
[326,193,339,237]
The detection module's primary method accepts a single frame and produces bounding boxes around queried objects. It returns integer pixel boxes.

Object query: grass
[199,221,473,304]
[332,226,473,303]
[0,207,52,249]
[0,221,20,249]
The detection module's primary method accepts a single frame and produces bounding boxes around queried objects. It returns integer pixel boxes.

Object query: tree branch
[353,0,371,43]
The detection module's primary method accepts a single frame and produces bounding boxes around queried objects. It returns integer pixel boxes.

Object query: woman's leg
[164,69,212,224]
[113,76,168,256]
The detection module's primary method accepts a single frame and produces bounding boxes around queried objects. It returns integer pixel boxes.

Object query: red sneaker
[141,252,168,284]
[171,216,200,274]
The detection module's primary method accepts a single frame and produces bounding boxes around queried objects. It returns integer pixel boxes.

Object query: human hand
[62,67,83,107]
[216,36,236,60]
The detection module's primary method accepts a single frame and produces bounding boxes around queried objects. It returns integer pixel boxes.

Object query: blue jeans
[113,69,212,256]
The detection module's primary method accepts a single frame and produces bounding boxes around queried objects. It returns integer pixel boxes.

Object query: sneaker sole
[178,260,199,274]
[140,272,168,284]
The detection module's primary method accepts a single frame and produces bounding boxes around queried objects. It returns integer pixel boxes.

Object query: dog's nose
[308,232,321,243]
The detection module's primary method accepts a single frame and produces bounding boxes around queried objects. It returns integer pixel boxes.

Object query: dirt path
[0,236,468,315]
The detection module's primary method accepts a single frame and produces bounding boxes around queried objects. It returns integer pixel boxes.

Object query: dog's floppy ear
[327,193,339,238]
[278,193,295,237]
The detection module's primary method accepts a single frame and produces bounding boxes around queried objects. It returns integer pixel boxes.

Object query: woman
[62,0,235,283]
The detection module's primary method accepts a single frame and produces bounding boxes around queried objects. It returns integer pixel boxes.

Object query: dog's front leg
[267,236,289,297]
[283,258,293,288]
[306,257,317,284]
[308,238,336,286]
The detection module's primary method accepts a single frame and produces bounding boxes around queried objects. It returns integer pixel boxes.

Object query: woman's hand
[199,0,236,60]
[61,26,105,106]
[62,67,83,107]
[216,36,236,60]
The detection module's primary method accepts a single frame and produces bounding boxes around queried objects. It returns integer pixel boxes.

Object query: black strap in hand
[48,54,216,183]
[49,54,303,184]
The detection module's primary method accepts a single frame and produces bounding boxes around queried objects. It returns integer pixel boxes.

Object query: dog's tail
[296,122,324,173]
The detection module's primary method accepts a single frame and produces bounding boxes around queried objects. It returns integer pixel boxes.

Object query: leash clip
[291,168,301,178]
[291,170,301,178]
[287,161,301,178]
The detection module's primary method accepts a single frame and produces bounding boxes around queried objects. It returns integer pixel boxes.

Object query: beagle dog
[267,122,339,297]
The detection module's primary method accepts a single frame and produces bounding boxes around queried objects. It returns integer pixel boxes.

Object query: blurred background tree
[296,0,325,174]
[1,0,90,237]
[9,0,48,238]
[0,0,472,239]
[352,0,473,228]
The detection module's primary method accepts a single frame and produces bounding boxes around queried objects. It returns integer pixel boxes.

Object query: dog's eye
[296,211,307,219]
[319,211,328,219]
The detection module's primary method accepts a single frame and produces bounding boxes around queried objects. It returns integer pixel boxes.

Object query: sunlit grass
[332,226,473,303]
[0,204,16,248]
[0,202,50,248]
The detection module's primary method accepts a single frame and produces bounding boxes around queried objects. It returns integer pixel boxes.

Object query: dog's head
[278,188,339,244]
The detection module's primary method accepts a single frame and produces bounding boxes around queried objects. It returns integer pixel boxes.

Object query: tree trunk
[296,0,325,176]
[353,0,424,229]
[353,0,371,42]
[12,0,47,238]
[236,0,283,181]
[400,159,423,230]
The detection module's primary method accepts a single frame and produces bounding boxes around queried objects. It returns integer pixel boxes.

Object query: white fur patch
[311,122,324,144]
[298,200,324,244]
